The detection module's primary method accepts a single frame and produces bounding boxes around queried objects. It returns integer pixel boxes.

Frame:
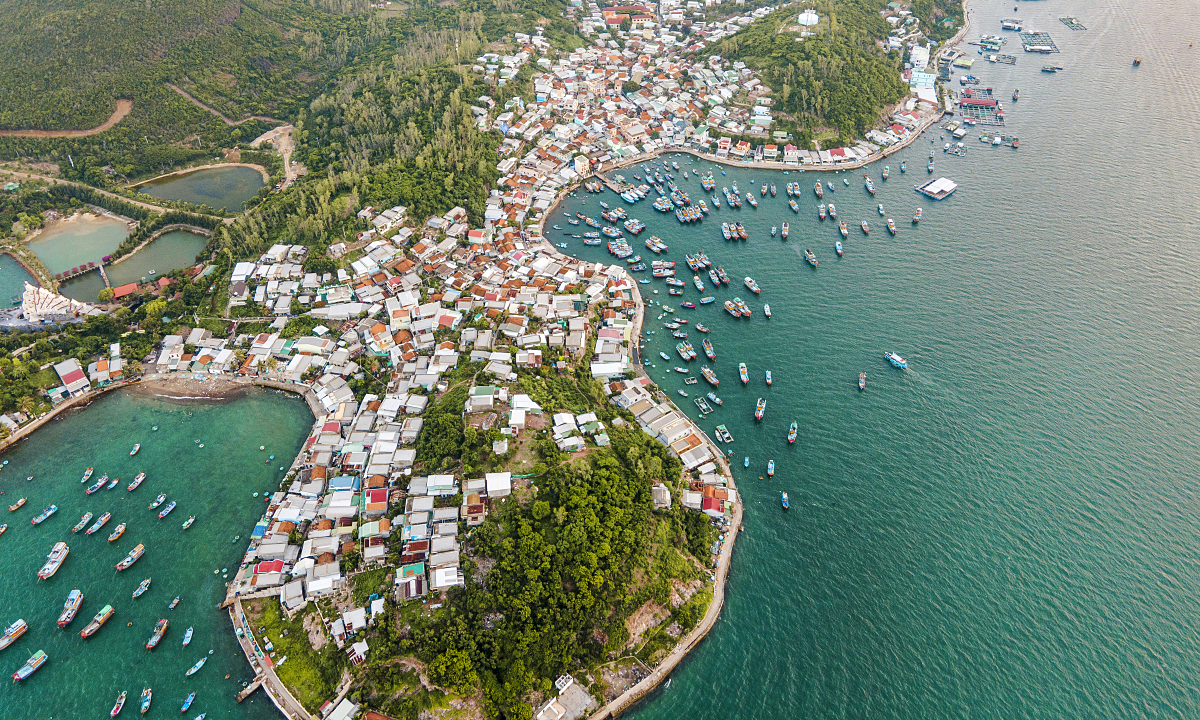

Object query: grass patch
[352,568,389,606]
[244,599,347,714]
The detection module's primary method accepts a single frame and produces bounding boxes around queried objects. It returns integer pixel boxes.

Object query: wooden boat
[8,497,26,512]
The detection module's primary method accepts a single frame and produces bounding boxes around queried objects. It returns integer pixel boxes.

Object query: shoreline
[105,223,214,268]
[129,162,271,189]
[0,248,46,288]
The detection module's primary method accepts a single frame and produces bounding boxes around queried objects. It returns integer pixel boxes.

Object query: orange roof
[112,282,138,299]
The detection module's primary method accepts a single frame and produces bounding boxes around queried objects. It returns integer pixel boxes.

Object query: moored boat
[835,241,843,256]
[814,181,824,198]
[739,363,749,384]
[57,589,84,627]
[140,687,152,714]
[182,626,193,646]
[861,220,870,234]
[754,397,766,420]
[85,512,111,535]
[788,421,798,444]
[133,578,151,599]
[145,618,168,649]
[110,690,127,717]
[185,657,207,676]
[782,492,789,510]
[149,494,166,510]
[72,512,94,533]
[744,277,760,294]
[129,443,140,456]
[829,203,837,218]
[12,649,47,681]
[182,516,196,530]
[80,605,115,638]
[805,249,818,267]
[701,366,720,386]
[31,505,57,525]
[885,352,908,369]
[707,392,723,406]
[7,497,26,512]
[765,370,772,386]
[0,524,5,536]
[169,596,180,610]
[859,372,867,390]
[37,542,69,580]
[839,221,848,238]
[158,501,177,519]
[887,218,896,235]
[80,467,94,484]
[913,207,922,223]
[767,460,775,477]
[781,222,789,238]
[764,304,771,317]
[116,543,145,571]
[108,522,127,542]
[0,619,28,650]
[126,472,145,492]
[819,204,827,220]
[182,691,196,711]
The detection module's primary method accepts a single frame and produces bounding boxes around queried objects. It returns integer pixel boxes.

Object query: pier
[237,677,265,702]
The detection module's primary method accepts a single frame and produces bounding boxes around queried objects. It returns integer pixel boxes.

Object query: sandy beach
[130,374,254,403]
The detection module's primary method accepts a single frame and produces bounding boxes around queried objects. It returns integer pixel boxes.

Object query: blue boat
[140,688,153,714]
[885,352,908,369]
[782,492,789,510]
[767,460,775,477]
[181,692,196,712]
[744,456,749,467]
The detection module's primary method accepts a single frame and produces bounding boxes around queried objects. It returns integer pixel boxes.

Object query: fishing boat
[835,241,843,256]
[659,352,672,361]
[788,421,798,444]
[814,181,824,198]
[724,300,741,318]
[106,476,119,490]
[928,158,935,173]
[133,578,152,599]
[913,208,922,223]
[744,277,761,294]
[695,324,709,332]
[761,184,768,196]
[182,627,193,646]
[739,363,749,384]
[829,203,837,219]
[0,524,5,536]
[116,543,145,571]
[110,690,127,717]
[885,352,908,369]
[38,542,69,579]
[80,467,94,484]
[781,222,789,238]
[768,460,775,477]
[818,204,827,220]
[169,596,180,610]
[182,516,196,530]
[185,657,207,676]
[715,425,734,443]
[883,166,890,180]
[765,370,773,386]
[30,505,57,525]
[770,184,777,196]
[771,226,776,237]
[701,366,720,386]
[861,220,870,235]
[80,605,115,638]
[693,274,705,291]
[1012,88,1020,101]
[782,493,789,510]
[181,691,196,711]
[764,304,772,318]
[744,457,750,467]
[900,160,906,173]
[0,619,27,650]
[86,476,107,495]
[149,494,167,510]
[755,398,766,420]
[127,472,145,492]
[72,512,94,533]
[677,389,688,397]
[140,688,152,715]
[839,221,848,238]
[145,618,168,649]
[878,203,885,216]
[57,590,83,627]
[707,392,723,406]
[108,523,127,542]
[805,249,818,267]
[158,501,177,519]
[859,372,867,390]
[12,649,47,681]
[864,177,876,195]
[699,297,715,305]
[129,444,140,456]
[7,497,25,511]
[703,339,716,360]
[86,512,111,535]
[789,199,800,213]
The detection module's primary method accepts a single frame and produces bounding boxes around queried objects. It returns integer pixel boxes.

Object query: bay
[0,253,36,305]
[558,0,1200,716]
[0,387,313,718]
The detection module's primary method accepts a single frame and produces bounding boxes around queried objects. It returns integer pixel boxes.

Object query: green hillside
[0,0,377,132]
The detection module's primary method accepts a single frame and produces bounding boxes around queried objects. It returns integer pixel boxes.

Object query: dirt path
[166,82,283,126]
[0,100,133,138]
[251,124,301,190]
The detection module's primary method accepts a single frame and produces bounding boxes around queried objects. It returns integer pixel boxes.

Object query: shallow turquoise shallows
[0,254,36,305]
[137,166,265,212]
[559,0,1200,716]
[0,388,312,718]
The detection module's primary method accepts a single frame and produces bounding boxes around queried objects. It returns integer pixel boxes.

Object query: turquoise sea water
[137,166,264,212]
[559,0,1200,716]
[0,254,36,304]
[0,388,312,719]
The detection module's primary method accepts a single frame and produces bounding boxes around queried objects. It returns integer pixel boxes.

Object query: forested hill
[0,0,382,132]
[713,0,910,143]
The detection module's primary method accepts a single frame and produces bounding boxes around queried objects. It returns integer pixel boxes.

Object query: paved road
[231,599,316,720]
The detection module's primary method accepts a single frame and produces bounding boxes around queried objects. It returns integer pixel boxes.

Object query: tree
[428,648,478,694]
[17,396,36,417]
[97,287,114,303]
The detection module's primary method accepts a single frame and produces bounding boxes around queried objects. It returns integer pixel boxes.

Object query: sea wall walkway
[230,598,316,720]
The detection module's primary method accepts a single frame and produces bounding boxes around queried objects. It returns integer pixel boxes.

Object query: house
[53,359,90,397]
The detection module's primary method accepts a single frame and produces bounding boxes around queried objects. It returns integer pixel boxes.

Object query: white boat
[185,657,207,676]
[885,352,908,369]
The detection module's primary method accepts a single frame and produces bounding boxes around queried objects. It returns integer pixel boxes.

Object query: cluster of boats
[724,297,752,318]
[644,236,668,254]
[720,222,748,240]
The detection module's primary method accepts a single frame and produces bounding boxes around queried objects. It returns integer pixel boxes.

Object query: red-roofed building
[111,282,139,299]
[254,560,285,574]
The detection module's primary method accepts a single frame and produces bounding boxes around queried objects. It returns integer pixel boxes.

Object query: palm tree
[17,397,36,418]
